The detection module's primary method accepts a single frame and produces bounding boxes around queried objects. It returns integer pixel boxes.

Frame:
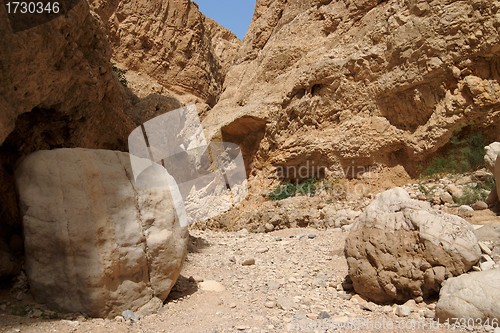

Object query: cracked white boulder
[496,156,500,206]
[15,148,188,318]
[436,269,500,323]
[345,188,481,303]
[484,142,500,173]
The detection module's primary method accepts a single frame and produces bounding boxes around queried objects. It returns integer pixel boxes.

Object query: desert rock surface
[15,149,188,318]
[90,0,241,108]
[345,188,481,303]
[204,0,500,182]
[0,228,481,333]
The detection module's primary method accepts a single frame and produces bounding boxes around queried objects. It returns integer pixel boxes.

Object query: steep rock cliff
[204,0,500,181]
[90,0,241,108]
[0,0,135,278]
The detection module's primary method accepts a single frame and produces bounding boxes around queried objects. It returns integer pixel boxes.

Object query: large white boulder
[345,188,481,303]
[485,142,500,173]
[436,269,500,323]
[496,156,500,206]
[16,148,188,318]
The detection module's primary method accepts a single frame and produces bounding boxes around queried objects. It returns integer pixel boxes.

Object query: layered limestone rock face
[16,149,188,318]
[344,188,481,303]
[90,0,241,108]
[0,0,135,279]
[204,0,500,181]
[0,0,133,149]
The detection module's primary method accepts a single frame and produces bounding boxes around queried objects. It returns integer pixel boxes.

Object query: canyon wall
[0,0,135,278]
[90,0,241,108]
[204,0,500,182]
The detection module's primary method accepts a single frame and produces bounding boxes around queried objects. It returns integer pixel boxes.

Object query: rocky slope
[0,0,136,279]
[203,0,500,184]
[90,0,241,109]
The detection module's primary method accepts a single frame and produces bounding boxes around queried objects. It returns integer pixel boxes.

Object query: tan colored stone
[485,143,500,173]
[436,269,500,323]
[345,188,481,303]
[0,0,136,280]
[0,0,134,147]
[16,149,188,318]
[203,0,500,182]
[90,0,241,107]
[496,156,500,206]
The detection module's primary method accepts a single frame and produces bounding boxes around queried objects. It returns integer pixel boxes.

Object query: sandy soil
[0,228,480,333]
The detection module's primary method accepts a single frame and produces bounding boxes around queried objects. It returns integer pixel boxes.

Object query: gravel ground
[0,228,487,333]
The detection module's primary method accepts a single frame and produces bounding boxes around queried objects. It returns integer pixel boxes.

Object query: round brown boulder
[344,188,481,303]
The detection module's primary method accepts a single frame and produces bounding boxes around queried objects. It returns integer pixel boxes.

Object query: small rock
[424,309,435,318]
[235,325,250,330]
[440,192,454,204]
[337,292,352,301]
[417,194,427,201]
[478,242,493,255]
[341,224,352,232]
[349,294,365,304]
[122,310,139,322]
[188,275,204,283]
[265,223,275,232]
[451,66,461,79]
[307,234,317,239]
[361,302,377,312]
[318,311,330,319]
[256,247,269,254]
[306,313,317,320]
[276,297,297,311]
[472,201,488,211]
[294,311,306,319]
[229,256,236,263]
[395,305,412,317]
[403,299,417,309]
[458,205,474,212]
[114,315,125,322]
[229,303,237,308]
[447,184,464,199]
[382,305,392,313]
[479,256,495,271]
[264,301,276,309]
[274,237,282,241]
[199,280,226,292]
[62,320,79,327]
[241,258,256,266]
[236,228,249,237]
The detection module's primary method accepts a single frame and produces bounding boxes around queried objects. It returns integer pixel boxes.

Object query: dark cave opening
[0,106,71,284]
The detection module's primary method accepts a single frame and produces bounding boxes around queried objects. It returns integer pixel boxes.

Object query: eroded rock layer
[204,0,500,180]
[0,0,135,278]
[90,0,241,107]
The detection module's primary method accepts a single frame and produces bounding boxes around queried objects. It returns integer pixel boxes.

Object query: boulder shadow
[166,275,199,302]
